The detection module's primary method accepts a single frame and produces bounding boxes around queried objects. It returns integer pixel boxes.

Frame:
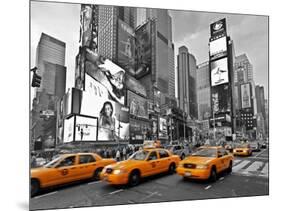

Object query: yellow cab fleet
[233,143,252,156]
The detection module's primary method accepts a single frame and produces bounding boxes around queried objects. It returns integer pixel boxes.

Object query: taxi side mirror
[217,153,223,158]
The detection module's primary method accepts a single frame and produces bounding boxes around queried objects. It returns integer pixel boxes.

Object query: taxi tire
[31,179,40,197]
[93,168,103,180]
[209,167,217,182]
[168,163,176,174]
[227,161,232,174]
[128,170,140,187]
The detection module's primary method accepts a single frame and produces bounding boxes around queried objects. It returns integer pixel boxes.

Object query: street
[30,148,269,210]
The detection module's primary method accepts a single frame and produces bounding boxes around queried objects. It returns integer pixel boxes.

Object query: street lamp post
[212,110,216,141]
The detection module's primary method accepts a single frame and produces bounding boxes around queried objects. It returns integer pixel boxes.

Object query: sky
[31,1,268,99]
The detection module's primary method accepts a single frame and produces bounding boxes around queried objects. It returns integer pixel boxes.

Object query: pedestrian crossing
[232,159,269,178]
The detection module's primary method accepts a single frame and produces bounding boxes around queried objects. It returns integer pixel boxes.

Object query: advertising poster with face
[135,21,152,79]
[211,84,231,115]
[211,57,229,86]
[127,90,148,119]
[85,58,125,105]
[75,116,97,141]
[117,19,136,75]
[63,117,74,143]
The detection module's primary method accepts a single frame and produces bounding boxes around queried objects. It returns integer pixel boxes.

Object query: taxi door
[145,151,160,176]
[77,154,98,179]
[157,150,170,173]
[55,155,81,184]
[217,149,229,172]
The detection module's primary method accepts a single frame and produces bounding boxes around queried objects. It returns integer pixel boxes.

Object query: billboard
[125,74,147,97]
[209,36,227,60]
[127,90,148,119]
[117,19,136,75]
[211,84,231,115]
[241,83,251,109]
[211,57,229,86]
[210,18,227,37]
[75,116,97,141]
[129,119,150,141]
[135,21,152,79]
[85,58,126,105]
[159,117,168,139]
[63,116,74,143]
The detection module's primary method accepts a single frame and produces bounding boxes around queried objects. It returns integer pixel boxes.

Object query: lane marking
[109,189,124,195]
[259,163,269,177]
[88,181,102,185]
[141,191,160,201]
[34,191,58,199]
[232,160,251,173]
[205,185,212,190]
[255,149,267,158]
[219,177,224,181]
[233,159,242,165]
[241,161,263,176]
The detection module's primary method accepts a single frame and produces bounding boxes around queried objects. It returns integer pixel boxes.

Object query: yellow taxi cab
[233,143,252,156]
[100,148,180,186]
[31,153,116,196]
[176,146,233,182]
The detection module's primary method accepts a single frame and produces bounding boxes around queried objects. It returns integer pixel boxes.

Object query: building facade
[177,46,197,119]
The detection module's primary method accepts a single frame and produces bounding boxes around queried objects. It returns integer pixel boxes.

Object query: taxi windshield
[191,148,217,158]
[237,144,249,148]
[129,151,149,161]
[44,156,62,168]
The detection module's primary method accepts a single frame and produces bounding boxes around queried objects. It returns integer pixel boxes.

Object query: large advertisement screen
[127,90,148,119]
[63,116,74,143]
[130,119,150,140]
[75,116,97,141]
[209,36,227,60]
[85,58,126,105]
[125,74,147,97]
[135,21,152,79]
[241,83,251,109]
[159,117,168,139]
[211,84,231,115]
[211,57,229,86]
[210,18,227,37]
[117,19,136,75]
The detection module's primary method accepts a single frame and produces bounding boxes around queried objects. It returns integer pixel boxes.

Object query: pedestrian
[31,153,37,168]
[123,147,127,160]
[115,149,121,162]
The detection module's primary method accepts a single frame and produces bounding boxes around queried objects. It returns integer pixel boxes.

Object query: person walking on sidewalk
[115,149,121,162]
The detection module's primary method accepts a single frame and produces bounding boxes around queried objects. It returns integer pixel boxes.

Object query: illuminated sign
[209,36,227,60]
[210,18,227,37]
[241,83,251,109]
[211,57,229,86]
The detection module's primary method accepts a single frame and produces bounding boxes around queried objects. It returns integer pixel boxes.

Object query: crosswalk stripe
[233,159,241,165]
[232,160,251,172]
[241,161,263,176]
[259,163,269,177]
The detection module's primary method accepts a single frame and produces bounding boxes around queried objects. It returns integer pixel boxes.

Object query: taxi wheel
[31,179,40,197]
[128,170,140,187]
[209,167,217,182]
[227,161,232,174]
[168,163,176,174]
[93,168,103,180]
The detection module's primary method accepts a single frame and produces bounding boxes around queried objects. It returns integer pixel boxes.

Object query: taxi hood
[107,159,143,170]
[183,156,215,165]
[31,167,51,176]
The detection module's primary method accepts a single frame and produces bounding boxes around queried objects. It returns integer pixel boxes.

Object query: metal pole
[213,110,216,141]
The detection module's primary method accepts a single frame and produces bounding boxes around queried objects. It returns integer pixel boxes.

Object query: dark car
[261,142,267,149]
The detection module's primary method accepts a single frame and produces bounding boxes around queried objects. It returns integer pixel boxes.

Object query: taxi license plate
[184,172,191,177]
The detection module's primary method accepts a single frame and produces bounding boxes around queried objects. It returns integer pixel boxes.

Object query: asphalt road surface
[30,148,269,211]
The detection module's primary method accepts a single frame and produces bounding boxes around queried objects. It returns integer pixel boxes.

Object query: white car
[167,145,190,160]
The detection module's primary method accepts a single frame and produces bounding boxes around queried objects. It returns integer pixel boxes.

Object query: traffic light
[32,72,42,87]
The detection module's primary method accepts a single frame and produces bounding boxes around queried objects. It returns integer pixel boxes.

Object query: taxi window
[79,155,96,164]
[147,151,158,161]
[159,150,169,158]
[59,156,76,167]
[218,148,228,156]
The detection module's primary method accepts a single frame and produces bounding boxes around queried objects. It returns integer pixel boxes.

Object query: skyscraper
[31,33,66,149]
[197,61,211,121]
[35,33,66,93]
[177,46,197,119]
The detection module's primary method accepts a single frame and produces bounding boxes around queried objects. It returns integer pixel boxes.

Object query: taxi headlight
[113,169,126,175]
[196,164,208,169]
